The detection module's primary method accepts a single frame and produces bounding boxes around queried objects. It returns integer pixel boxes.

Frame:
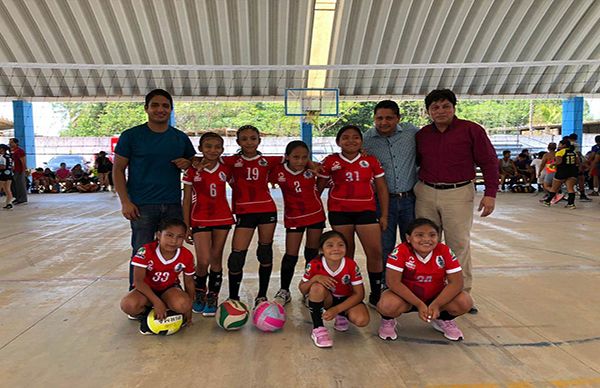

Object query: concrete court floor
[0,190,598,388]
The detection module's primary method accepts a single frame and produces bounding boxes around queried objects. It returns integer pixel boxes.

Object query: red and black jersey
[131,241,195,292]
[269,164,325,228]
[318,153,385,212]
[182,163,234,227]
[222,154,283,215]
[386,242,462,302]
[302,256,363,297]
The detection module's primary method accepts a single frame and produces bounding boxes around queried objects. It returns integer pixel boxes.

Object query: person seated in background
[498,150,518,191]
[70,164,85,184]
[76,173,99,193]
[514,152,534,185]
[55,162,74,192]
[31,167,48,193]
[43,168,59,193]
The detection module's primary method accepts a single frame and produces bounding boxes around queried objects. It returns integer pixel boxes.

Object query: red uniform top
[386,242,462,302]
[222,154,282,215]
[11,146,25,173]
[131,241,195,292]
[31,171,44,180]
[302,256,363,297]
[269,164,325,228]
[182,163,234,227]
[318,153,385,212]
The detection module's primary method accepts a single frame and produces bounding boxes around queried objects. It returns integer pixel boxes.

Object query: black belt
[423,181,471,190]
[389,190,414,198]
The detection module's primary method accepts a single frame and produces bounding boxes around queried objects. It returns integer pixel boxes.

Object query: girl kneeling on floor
[299,230,369,348]
[377,218,473,341]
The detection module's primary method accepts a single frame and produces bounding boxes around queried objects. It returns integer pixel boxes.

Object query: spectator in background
[589,135,600,196]
[0,144,14,209]
[539,142,557,194]
[531,151,546,192]
[95,151,113,192]
[514,152,534,185]
[43,168,58,193]
[567,133,591,202]
[414,89,498,314]
[9,138,27,204]
[498,150,518,191]
[55,162,73,192]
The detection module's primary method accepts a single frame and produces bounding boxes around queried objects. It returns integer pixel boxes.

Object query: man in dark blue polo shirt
[113,89,196,289]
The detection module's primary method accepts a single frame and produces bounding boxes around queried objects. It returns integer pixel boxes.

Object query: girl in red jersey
[120,218,195,334]
[376,218,473,341]
[317,125,389,307]
[269,140,325,305]
[183,132,234,317]
[299,230,369,348]
[221,125,283,308]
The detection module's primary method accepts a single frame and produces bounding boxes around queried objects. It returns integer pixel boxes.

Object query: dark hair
[374,100,400,117]
[502,150,511,156]
[568,133,578,140]
[157,218,188,233]
[521,148,529,153]
[537,151,546,159]
[335,124,363,144]
[0,144,9,152]
[424,89,457,110]
[199,132,224,147]
[518,152,527,159]
[9,137,19,144]
[236,125,260,138]
[144,89,173,109]
[407,218,440,235]
[319,230,348,250]
[595,135,600,143]
[98,150,106,156]
[547,142,557,151]
[285,140,309,156]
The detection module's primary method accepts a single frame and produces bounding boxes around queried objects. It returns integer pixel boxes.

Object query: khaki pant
[414,181,474,292]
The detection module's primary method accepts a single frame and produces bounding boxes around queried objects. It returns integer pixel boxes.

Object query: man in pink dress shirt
[414,89,498,312]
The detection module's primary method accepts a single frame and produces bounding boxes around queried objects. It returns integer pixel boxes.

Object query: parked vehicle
[44,155,90,172]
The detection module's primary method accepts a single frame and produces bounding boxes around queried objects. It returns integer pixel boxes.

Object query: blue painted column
[169,108,176,127]
[301,118,313,158]
[562,97,583,142]
[12,100,36,168]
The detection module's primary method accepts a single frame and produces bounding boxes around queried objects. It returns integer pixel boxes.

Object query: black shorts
[137,283,182,299]
[286,221,326,233]
[236,212,277,229]
[554,167,578,180]
[192,224,232,234]
[0,174,13,181]
[328,211,378,226]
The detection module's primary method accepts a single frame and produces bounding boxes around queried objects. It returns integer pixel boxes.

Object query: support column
[301,118,313,158]
[562,97,583,143]
[12,100,36,168]
[169,108,176,127]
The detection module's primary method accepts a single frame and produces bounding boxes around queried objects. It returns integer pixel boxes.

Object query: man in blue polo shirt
[113,89,196,289]
[363,100,419,286]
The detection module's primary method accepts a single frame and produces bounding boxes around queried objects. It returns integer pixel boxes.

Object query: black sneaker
[2,204,12,210]
[254,296,268,309]
[368,293,380,309]
[139,315,153,335]
[579,195,592,202]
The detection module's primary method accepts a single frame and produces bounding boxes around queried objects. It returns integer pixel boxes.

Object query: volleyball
[146,309,184,335]
[252,301,286,332]
[216,299,249,330]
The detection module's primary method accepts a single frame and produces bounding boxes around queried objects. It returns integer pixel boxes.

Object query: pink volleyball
[252,301,286,332]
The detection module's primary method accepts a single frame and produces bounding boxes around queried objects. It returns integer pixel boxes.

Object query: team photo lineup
[115,88,500,347]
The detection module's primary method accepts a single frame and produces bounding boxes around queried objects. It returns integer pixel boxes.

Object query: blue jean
[128,203,183,289]
[377,194,415,284]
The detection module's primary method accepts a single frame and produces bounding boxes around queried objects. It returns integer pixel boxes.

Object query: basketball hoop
[304,109,321,125]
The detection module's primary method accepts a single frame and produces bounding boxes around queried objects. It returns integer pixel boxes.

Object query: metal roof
[0,0,599,101]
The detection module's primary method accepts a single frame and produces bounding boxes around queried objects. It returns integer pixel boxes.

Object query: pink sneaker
[378,318,397,340]
[334,315,349,332]
[311,326,333,348]
[550,193,564,205]
[431,319,464,341]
